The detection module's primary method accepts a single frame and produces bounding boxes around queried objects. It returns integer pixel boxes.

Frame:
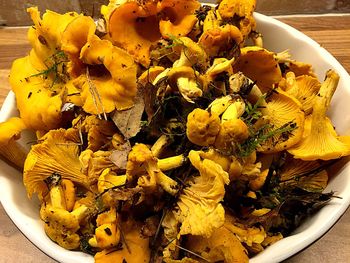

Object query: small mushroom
[233,46,282,93]
[126,143,179,195]
[162,150,230,239]
[158,0,200,39]
[283,72,321,115]
[258,89,305,153]
[288,70,350,160]
[23,128,89,198]
[0,117,27,169]
[76,34,138,114]
[218,0,257,41]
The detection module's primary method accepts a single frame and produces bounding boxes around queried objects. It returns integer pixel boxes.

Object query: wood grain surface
[0,15,350,263]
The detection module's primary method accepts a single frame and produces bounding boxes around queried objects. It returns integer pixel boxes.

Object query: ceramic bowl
[1,12,350,263]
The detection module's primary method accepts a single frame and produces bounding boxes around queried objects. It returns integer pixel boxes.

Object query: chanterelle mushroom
[162,150,230,240]
[40,175,90,249]
[0,117,27,169]
[126,143,179,195]
[9,8,83,131]
[23,128,89,198]
[218,0,257,41]
[73,34,138,114]
[288,70,350,160]
[233,46,282,93]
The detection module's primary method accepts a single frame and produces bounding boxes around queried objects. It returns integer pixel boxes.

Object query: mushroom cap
[288,70,350,160]
[158,0,200,38]
[0,117,27,169]
[76,34,138,114]
[218,0,257,40]
[138,66,165,87]
[284,72,321,115]
[0,117,26,144]
[198,24,243,57]
[23,128,89,198]
[162,150,230,239]
[61,15,96,78]
[186,108,221,146]
[280,156,328,192]
[173,37,208,68]
[167,66,206,102]
[27,7,79,62]
[258,89,305,153]
[233,46,282,92]
[9,52,64,131]
[108,1,160,67]
[185,215,249,263]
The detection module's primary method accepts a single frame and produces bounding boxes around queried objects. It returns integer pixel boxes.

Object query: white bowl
[1,12,350,263]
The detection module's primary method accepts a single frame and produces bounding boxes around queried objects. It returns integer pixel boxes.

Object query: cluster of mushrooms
[1,0,350,262]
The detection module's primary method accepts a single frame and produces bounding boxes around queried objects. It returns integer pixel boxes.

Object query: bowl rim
[1,11,350,263]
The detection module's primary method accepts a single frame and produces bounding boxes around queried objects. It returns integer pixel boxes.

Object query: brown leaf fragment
[109,141,132,170]
[108,187,143,202]
[111,90,145,139]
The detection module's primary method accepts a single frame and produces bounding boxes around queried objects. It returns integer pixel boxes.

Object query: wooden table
[1,15,350,263]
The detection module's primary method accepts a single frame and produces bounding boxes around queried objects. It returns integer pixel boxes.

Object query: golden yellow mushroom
[233,46,282,92]
[288,70,350,160]
[23,128,89,199]
[158,0,200,38]
[0,117,27,169]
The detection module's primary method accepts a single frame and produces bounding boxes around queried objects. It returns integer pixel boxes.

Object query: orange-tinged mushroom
[0,117,27,169]
[283,72,321,115]
[61,15,96,77]
[94,219,150,263]
[288,70,350,160]
[233,46,282,92]
[27,7,79,62]
[199,24,243,58]
[74,35,137,114]
[218,0,257,41]
[9,51,65,131]
[258,89,305,153]
[23,128,89,199]
[108,1,160,67]
[158,0,200,38]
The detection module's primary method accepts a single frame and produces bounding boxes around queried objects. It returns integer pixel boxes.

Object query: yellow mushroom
[107,1,160,67]
[288,70,350,160]
[186,108,221,146]
[94,219,150,263]
[185,217,249,263]
[40,176,89,250]
[74,34,138,114]
[218,0,257,41]
[0,117,27,169]
[258,89,305,153]
[89,207,121,249]
[162,150,230,239]
[126,143,179,195]
[61,15,96,77]
[283,72,321,115]
[23,128,89,199]
[158,0,200,39]
[199,11,243,58]
[233,46,282,93]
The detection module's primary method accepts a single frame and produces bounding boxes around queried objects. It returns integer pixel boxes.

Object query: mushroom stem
[151,135,169,157]
[158,155,185,171]
[0,140,27,170]
[313,70,339,118]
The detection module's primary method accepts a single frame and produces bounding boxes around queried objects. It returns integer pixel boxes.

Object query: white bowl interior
[1,12,350,263]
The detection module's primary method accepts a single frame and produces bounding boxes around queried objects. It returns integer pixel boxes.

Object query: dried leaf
[109,141,131,170]
[111,91,145,139]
